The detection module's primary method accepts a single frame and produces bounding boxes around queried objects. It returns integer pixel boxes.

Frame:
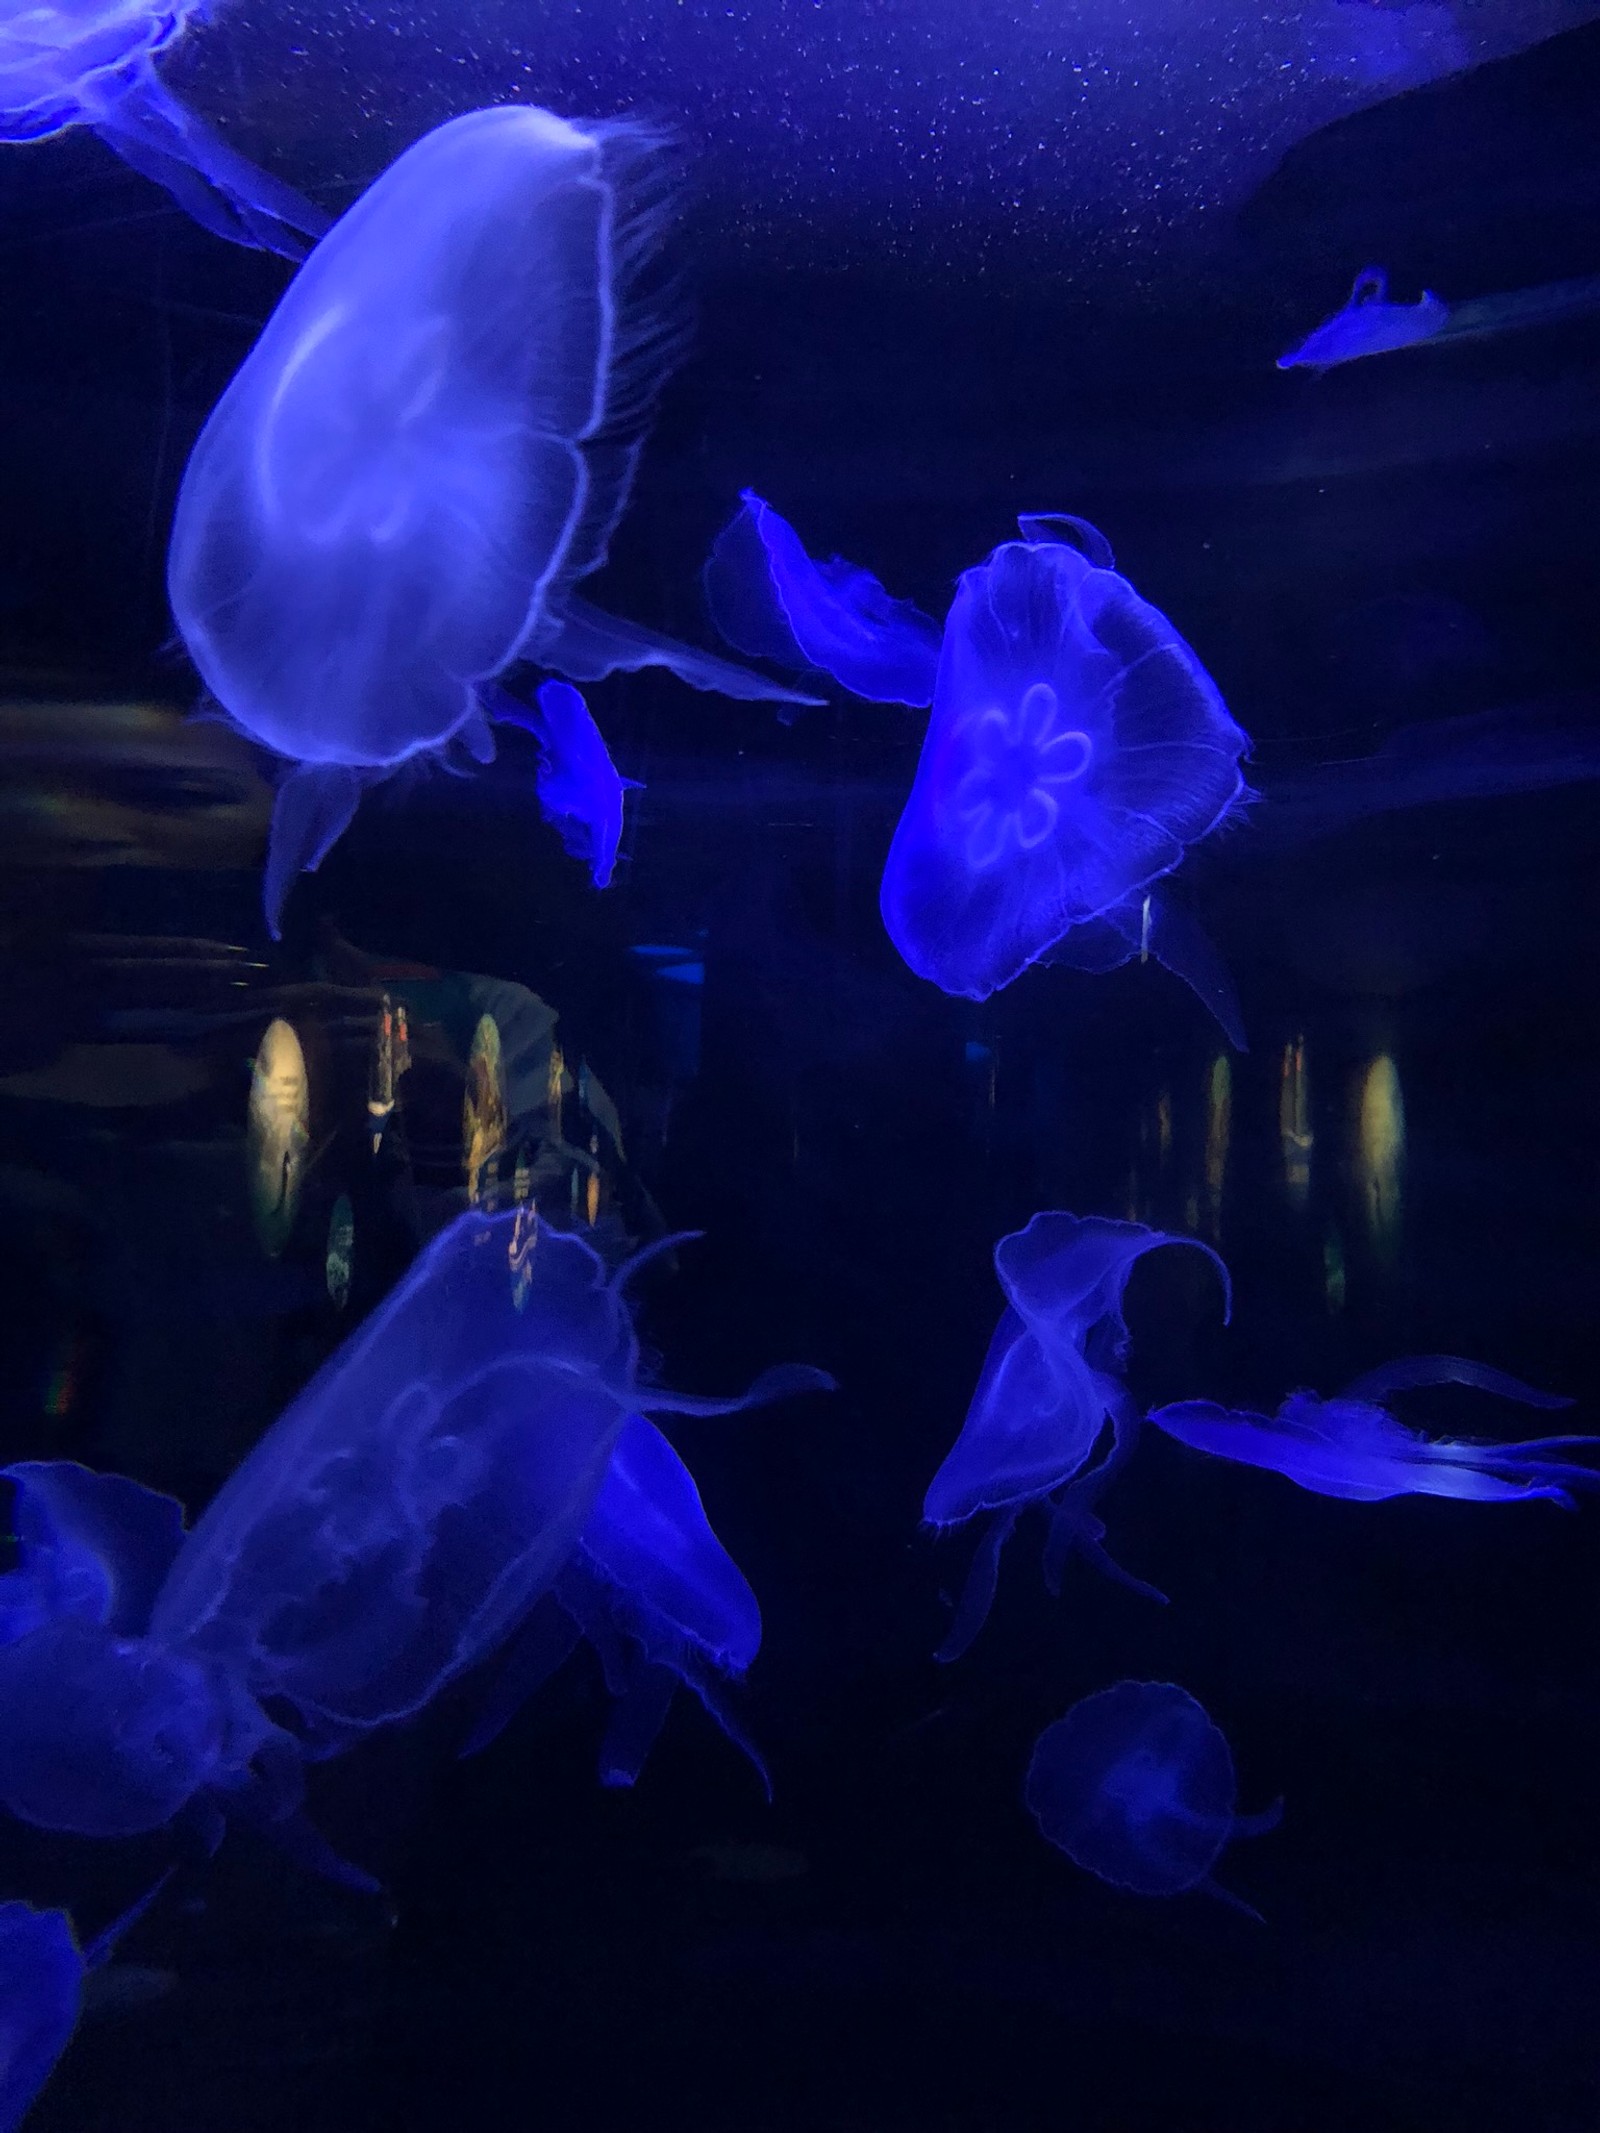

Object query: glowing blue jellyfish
[1278,268,1450,371]
[925,1213,1230,1661]
[0,2,329,259]
[880,517,1250,1002]
[0,1902,81,2133]
[1279,264,1600,373]
[703,490,942,708]
[0,1213,829,1872]
[0,1459,185,1646]
[1026,1682,1281,1918]
[167,106,815,937]
[490,678,640,890]
[466,1408,773,1789]
[1149,1354,1599,1505]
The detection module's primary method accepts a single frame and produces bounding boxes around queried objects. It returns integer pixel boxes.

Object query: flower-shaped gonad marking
[955,680,1094,870]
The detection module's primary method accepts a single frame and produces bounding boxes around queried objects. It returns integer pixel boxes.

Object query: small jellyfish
[0,2,330,259]
[490,678,641,889]
[1026,1681,1281,1917]
[703,490,942,708]
[465,1409,772,1790]
[0,1459,186,1648]
[925,1213,1230,1661]
[1149,1353,1599,1504]
[1277,268,1450,372]
[0,1901,83,2133]
[167,105,815,937]
[880,517,1249,1001]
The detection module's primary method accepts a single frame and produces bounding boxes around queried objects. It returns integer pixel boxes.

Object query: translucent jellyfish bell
[880,518,1250,1001]
[167,105,815,936]
[489,678,642,890]
[924,1213,1231,1661]
[1150,1353,1599,1505]
[1277,267,1450,372]
[0,1900,83,2133]
[0,2,330,259]
[1026,1681,1281,1917]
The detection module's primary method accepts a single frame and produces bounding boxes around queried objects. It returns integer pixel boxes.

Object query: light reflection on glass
[325,1193,354,1310]
[1279,1034,1312,1209]
[368,993,412,1153]
[463,1013,507,1209]
[1355,1051,1405,1258]
[1156,1088,1173,1167]
[248,1017,309,1258]
[1324,1226,1347,1314]
[1203,1053,1231,1237]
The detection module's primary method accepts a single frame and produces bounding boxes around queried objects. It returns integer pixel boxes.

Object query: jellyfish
[1277,268,1451,371]
[0,3,330,260]
[1044,887,1248,1052]
[488,678,641,890]
[1149,1353,1600,1505]
[166,106,817,939]
[0,1214,829,1863]
[880,517,1250,1002]
[925,1213,1230,1661]
[464,1410,770,1791]
[0,1874,173,2132]
[0,1458,187,1647]
[0,1902,83,2133]
[149,1214,829,1750]
[1279,264,1600,373]
[1025,1681,1280,1918]
[703,490,942,708]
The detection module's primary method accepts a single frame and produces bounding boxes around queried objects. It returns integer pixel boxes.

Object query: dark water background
[2,21,1600,2132]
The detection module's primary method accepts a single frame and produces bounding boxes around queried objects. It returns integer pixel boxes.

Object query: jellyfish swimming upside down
[166,103,815,937]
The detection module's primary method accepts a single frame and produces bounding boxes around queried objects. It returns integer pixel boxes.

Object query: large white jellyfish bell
[0,1,329,257]
[167,104,815,937]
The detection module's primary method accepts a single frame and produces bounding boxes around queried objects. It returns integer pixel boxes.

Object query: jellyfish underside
[1026,1681,1280,1917]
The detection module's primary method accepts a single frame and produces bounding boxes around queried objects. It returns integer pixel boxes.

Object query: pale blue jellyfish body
[490,678,640,890]
[1150,1354,1599,1505]
[1278,268,1450,371]
[880,519,1250,1002]
[167,104,813,935]
[1026,1681,1280,1915]
[464,1409,773,1791]
[0,1901,82,2133]
[703,490,942,707]
[0,1212,828,1864]
[0,1,329,258]
[1279,264,1600,372]
[924,1213,1230,1661]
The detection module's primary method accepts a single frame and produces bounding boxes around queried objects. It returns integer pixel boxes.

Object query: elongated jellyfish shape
[703,490,942,708]
[1150,1354,1598,1505]
[467,1410,772,1789]
[925,1213,1230,1661]
[0,2,330,260]
[1255,699,1600,851]
[487,678,640,889]
[1026,1682,1280,1917]
[167,106,815,938]
[0,1902,82,2133]
[1279,264,1600,373]
[1278,268,1450,371]
[881,518,1250,1001]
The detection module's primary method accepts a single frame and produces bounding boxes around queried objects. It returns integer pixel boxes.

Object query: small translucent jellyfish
[1149,1353,1600,1504]
[880,516,1250,1001]
[167,105,815,937]
[703,490,942,708]
[924,1212,1230,1661]
[0,1901,83,2133]
[1026,1681,1281,1918]
[1277,268,1450,371]
[0,2,330,259]
[492,678,641,889]
[464,1410,772,1790]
